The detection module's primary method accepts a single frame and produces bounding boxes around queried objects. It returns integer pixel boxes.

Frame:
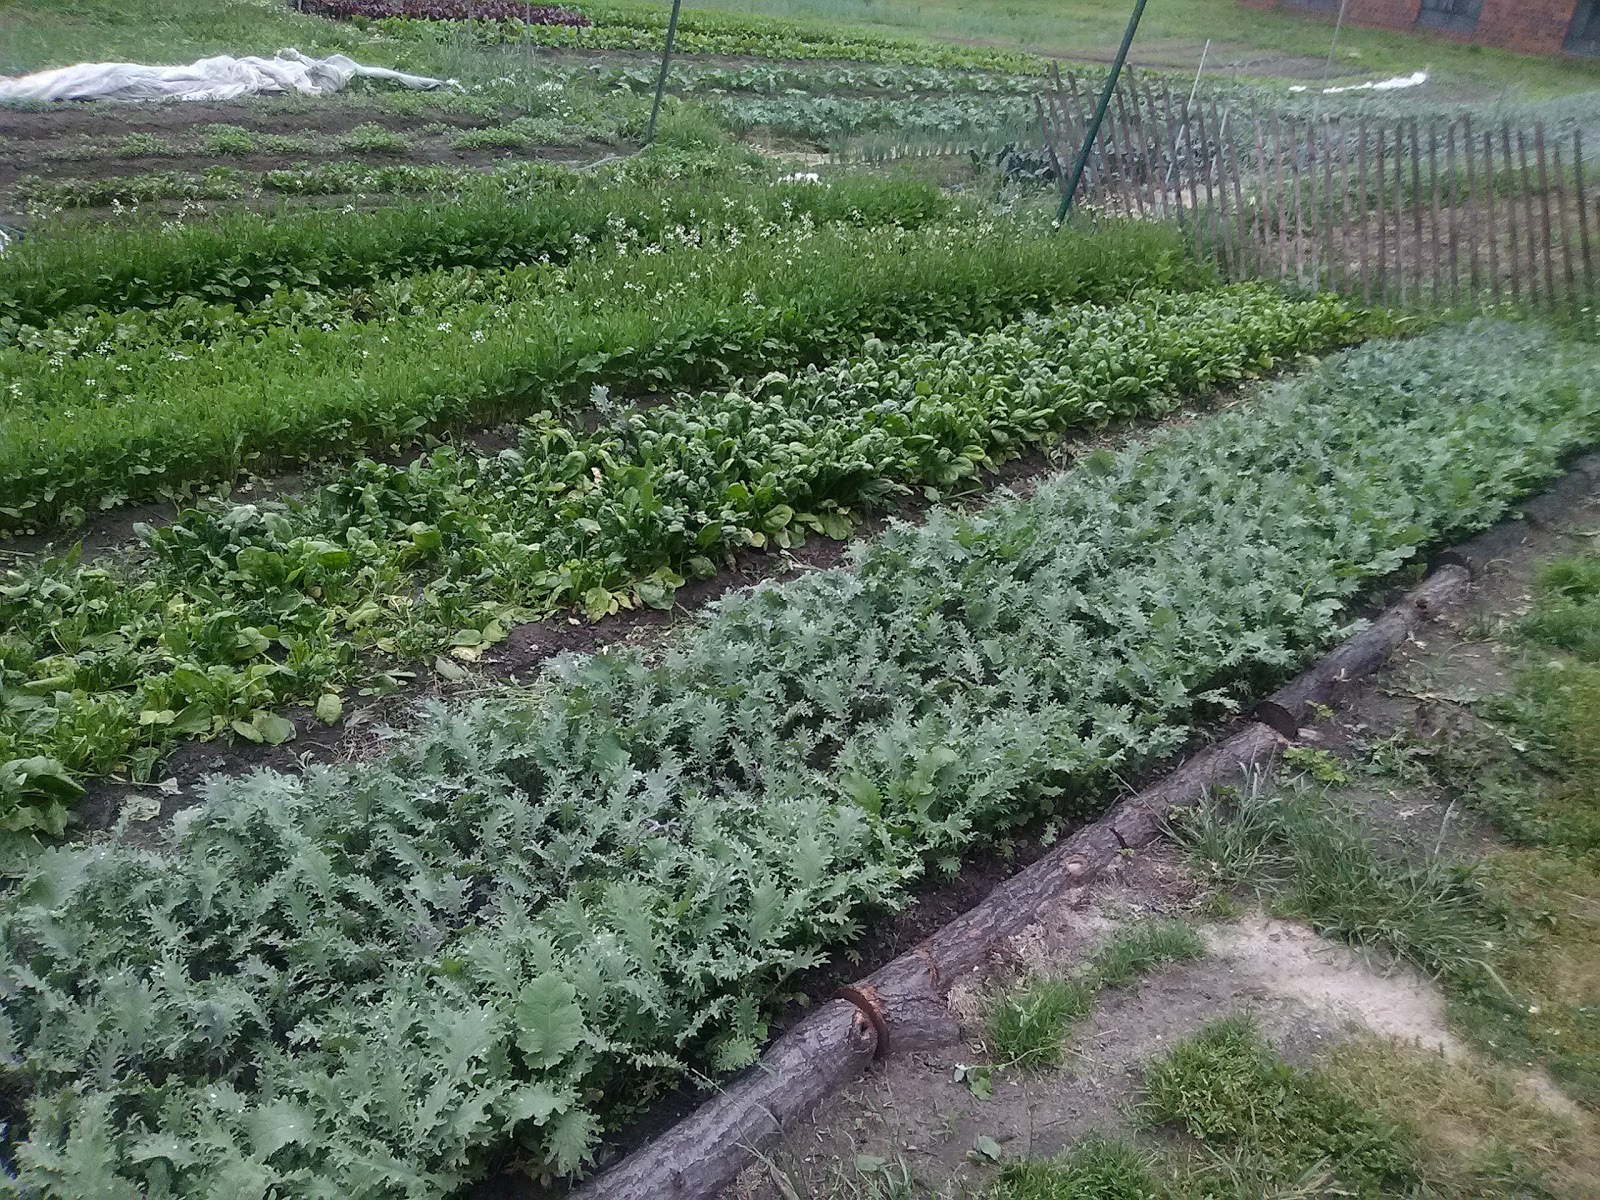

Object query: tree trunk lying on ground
[1253,564,1468,735]
[570,563,1472,1200]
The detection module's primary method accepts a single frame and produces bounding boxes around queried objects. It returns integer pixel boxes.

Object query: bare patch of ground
[720,849,1491,1200]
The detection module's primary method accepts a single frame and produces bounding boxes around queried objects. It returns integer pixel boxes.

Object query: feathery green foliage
[1,215,1191,529]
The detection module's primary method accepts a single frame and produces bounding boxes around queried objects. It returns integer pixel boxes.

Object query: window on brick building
[1568,0,1600,56]
[1416,0,1482,32]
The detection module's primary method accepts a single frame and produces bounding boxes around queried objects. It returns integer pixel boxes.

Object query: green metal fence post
[646,0,685,144]
[1056,0,1149,224]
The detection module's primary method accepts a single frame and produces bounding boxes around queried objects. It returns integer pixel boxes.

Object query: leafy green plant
[342,121,411,153]
[113,132,178,157]
[0,166,946,331]
[0,215,1192,528]
[201,123,256,155]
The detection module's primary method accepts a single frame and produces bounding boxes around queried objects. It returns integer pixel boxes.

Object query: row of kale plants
[2,321,1595,1196]
[0,284,1354,831]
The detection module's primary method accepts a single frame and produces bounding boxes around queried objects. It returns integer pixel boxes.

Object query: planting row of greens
[0,283,1354,828]
[381,0,1042,72]
[710,93,1037,146]
[2,321,1594,1196]
[0,169,933,333]
[0,219,1194,529]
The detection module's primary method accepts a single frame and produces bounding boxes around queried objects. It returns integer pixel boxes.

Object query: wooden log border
[571,562,1472,1200]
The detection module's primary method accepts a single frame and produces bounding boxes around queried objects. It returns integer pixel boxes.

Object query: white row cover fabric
[1288,70,1428,96]
[0,49,455,103]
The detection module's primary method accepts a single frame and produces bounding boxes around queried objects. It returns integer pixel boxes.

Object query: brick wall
[1240,0,1584,56]
[1477,0,1580,55]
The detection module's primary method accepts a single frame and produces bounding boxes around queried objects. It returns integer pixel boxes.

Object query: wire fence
[1040,65,1597,308]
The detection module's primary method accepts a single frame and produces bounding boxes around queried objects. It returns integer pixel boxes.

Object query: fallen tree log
[571,564,1469,1200]
[1254,563,1469,735]
[855,721,1284,1055]
[570,1000,877,1200]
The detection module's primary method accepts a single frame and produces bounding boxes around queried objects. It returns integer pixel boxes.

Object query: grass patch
[682,0,1599,99]
[1173,774,1600,1106]
[1142,1016,1421,1195]
[1087,920,1205,990]
[992,1029,1597,1198]
[986,919,1205,1070]
[1323,1032,1599,1196]
[987,978,1094,1070]
[990,1135,1157,1199]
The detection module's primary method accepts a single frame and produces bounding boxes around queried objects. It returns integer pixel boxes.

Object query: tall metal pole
[646,0,684,144]
[1057,0,1149,224]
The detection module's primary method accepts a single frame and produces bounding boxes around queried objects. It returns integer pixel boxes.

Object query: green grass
[1142,1016,1421,1195]
[0,0,379,76]
[988,978,1094,1069]
[986,919,1206,1070]
[9,0,1593,99]
[1087,920,1205,989]
[992,1026,1598,1198]
[990,1136,1158,1199]
[1173,766,1600,1107]
[682,0,1600,98]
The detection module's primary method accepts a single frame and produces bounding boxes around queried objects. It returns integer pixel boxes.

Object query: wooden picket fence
[1038,66,1597,308]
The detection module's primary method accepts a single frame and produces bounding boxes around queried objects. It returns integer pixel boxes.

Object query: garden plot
[726,463,1600,1200]
[1,322,1598,1198]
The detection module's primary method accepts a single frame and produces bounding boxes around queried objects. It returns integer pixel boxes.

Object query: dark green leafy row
[384,0,1042,73]
[2,321,1594,1196]
[0,169,934,333]
[0,218,1191,529]
[0,283,1352,827]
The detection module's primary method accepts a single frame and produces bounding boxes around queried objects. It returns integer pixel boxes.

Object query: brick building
[1239,0,1600,57]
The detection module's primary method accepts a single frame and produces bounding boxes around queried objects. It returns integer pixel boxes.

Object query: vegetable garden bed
[0,282,1354,828]
[2,320,1595,1196]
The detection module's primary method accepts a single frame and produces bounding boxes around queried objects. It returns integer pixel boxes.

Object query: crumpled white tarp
[1288,70,1428,96]
[0,48,455,103]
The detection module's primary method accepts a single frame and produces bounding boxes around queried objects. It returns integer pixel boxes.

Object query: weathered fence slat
[1357,119,1371,303]
[1452,118,1465,305]
[1578,130,1594,300]
[1518,128,1540,305]
[1321,118,1336,292]
[1555,138,1577,300]
[1428,118,1443,303]
[1536,124,1558,302]
[1376,124,1389,303]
